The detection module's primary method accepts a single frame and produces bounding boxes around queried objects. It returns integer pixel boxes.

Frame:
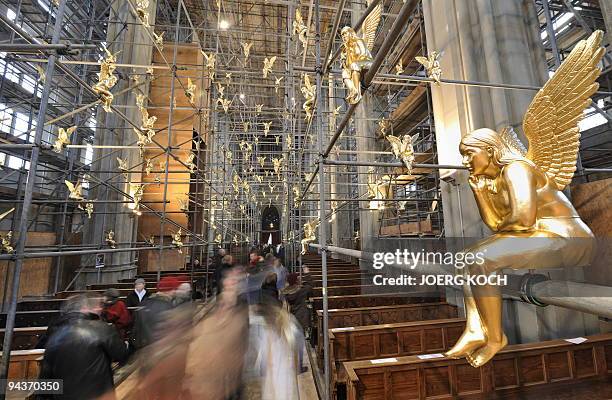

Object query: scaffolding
[0,0,608,396]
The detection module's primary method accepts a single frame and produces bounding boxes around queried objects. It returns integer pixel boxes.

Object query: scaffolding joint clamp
[519,273,549,307]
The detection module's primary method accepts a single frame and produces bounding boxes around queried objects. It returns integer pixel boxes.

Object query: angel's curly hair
[461,128,528,166]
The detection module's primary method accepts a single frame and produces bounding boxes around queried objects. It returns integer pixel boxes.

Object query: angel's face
[341,28,355,43]
[460,144,493,176]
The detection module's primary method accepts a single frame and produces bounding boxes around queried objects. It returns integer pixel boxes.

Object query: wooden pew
[0,327,47,350]
[311,285,385,298]
[1,349,44,379]
[17,299,65,311]
[311,277,368,287]
[0,311,59,328]
[328,318,465,396]
[315,302,458,355]
[310,292,442,311]
[54,288,159,299]
[310,272,373,281]
[343,333,612,400]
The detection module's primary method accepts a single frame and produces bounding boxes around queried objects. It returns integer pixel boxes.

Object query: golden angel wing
[360,1,382,52]
[386,134,406,155]
[522,30,604,190]
[64,180,75,192]
[414,56,430,68]
[304,74,313,91]
[0,208,14,222]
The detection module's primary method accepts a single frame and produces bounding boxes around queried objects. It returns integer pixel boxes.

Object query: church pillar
[329,77,353,259]
[599,0,612,46]
[422,0,598,342]
[79,1,157,287]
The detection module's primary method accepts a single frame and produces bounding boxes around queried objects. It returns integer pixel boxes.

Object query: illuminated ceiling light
[219,20,230,30]
[239,93,246,100]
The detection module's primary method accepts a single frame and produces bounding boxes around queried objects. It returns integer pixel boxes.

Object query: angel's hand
[468,175,487,191]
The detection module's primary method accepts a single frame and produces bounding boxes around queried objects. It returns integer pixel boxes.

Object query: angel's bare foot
[444,328,486,359]
[466,334,507,367]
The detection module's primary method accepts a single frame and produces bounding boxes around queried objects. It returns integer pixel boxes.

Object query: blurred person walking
[214,254,234,295]
[183,267,249,400]
[101,288,132,340]
[250,302,302,399]
[282,266,313,373]
[36,294,129,400]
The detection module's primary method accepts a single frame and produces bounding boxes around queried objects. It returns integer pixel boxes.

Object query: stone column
[80,0,157,287]
[600,0,612,46]
[422,0,598,342]
[328,77,353,259]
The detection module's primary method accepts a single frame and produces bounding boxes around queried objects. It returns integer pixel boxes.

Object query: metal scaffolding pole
[0,0,68,382]
[314,0,331,397]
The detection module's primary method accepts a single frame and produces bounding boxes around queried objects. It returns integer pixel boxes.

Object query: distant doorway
[260,206,281,245]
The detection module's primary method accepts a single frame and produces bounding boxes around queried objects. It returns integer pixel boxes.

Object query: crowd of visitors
[36,245,312,400]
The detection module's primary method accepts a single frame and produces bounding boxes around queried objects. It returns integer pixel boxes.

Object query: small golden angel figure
[1,231,14,254]
[300,220,317,255]
[84,202,94,219]
[178,196,189,212]
[117,157,128,177]
[415,51,442,85]
[217,82,225,98]
[105,230,116,249]
[293,9,308,52]
[144,158,153,175]
[262,56,277,78]
[395,59,404,75]
[272,157,283,178]
[340,1,381,104]
[378,118,390,137]
[65,180,84,201]
[241,42,253,62]
[301,74,315,122]
[53,126,77,154]
[263,121,272,136]
[153,30,164,51]
[274,76,284,93]
[186,153,196,173]
[257,156,266,168]
[217,98,231,114]
[201,51,216,80]
[186,77,197,105]
[136,0,150,26]
[35,64,46,84]
[172,228,183,253]
[445,31,604,368]
[386,133,419,175]
[92,47,119,112]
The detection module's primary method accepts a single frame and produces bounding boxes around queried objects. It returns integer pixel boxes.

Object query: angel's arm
[469,177,502,231]
[496,162,537,231]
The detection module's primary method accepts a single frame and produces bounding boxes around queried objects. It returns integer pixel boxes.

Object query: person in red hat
[129,275,182,350]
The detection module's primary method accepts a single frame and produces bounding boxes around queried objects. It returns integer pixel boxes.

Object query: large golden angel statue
[446,31,603,367]
[340,1,381,104]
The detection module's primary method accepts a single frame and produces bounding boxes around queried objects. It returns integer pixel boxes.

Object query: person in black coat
[125,277,150,309]
[130,276,181,350]
[214,254,234,295]
[282,266,313,334]
[37,294,128,400]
